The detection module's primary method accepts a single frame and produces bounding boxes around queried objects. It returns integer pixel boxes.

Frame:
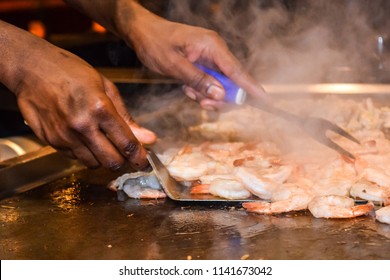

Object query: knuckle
[77,155,100,169]
[69,116,90,133]
[93,100,110,116]
[203,30,223,45]
[189,71,209,92]
[163,57,181,74]
[123,141,141,158]
[44,133,64,148]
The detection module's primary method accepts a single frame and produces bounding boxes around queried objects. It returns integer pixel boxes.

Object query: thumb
[172,58,226,101]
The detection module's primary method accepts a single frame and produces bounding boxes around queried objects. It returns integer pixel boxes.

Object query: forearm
[0,20,31,93]
[63,0,150,42]
[0,20,78,95]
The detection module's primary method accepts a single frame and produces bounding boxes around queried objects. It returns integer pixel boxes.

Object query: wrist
[0,21,55,95]
[114,0,157,47]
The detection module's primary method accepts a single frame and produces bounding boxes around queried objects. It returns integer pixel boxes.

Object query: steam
[127,1,390,158]
[165,0,387,83]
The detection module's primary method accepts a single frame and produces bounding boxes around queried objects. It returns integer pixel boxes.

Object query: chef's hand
[121,2,268,110]
[0,21,156,170]
[64,0,267,109]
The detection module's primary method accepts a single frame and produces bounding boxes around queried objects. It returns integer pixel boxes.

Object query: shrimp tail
[351,203,374,217]
[242,201,272,214]
[190,184,211,194]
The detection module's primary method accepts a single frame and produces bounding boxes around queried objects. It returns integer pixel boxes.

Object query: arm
[0,20,156,170]
[64,0,267,109]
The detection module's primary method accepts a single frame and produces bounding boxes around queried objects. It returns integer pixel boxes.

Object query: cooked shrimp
[199,174,237,184]
[191,178,251,199]
[304,157,356,196]
[235,167,280,200]
[167,152,216,181]
[355,152,390,187]
[308,195,373,218]
[200,142,246,161]
[191,174,239,194]
[350,180,390,205]
[375,206,390,225]
[362,167,390,188]
[243,183,314,214]
[313,177,354,197]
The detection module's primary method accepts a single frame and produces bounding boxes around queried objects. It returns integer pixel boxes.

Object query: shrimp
[167,151,216,181]
[362,167,390,188]
[108,172,166,199]
[313,177,354,197]
[243,183,314,214]
[198,174,238,184]
[354,152,390,187]
[191,178,251,199]
[304,157,356,196]
[375,206,390,225]
[234,167,280,200]
[350,180,390,206]
[122,185,167,199]
[308,195,373,218]
[200,142,246,161]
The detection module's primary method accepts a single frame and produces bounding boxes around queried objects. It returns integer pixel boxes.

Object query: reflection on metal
[0,136,43,162]
[0,146,85,200]
[0,206,19,223]
[98,67,390,95]
[263,83,390,95]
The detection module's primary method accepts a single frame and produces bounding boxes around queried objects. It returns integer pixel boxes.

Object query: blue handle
[195,64,246,105]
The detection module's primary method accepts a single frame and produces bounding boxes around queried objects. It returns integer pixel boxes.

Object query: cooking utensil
[0,146,85,200]
[146,149,260,202]
[196,64,360,159]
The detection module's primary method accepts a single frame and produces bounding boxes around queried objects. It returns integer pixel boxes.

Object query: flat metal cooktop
[1,167,390,260]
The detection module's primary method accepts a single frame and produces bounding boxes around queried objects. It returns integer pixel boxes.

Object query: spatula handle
[195,64,246,105]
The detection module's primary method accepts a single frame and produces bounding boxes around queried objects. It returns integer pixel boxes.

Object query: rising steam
[165,0,389,83]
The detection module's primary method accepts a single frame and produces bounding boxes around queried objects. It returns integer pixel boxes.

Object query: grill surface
[2,83,390,260]
[1,167,390,260]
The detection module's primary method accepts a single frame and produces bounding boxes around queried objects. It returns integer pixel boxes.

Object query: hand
[124,4,268,110]
[13,36,156,170]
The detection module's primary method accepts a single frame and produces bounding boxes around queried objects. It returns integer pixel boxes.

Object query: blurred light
[28,20,46,38]
[92,21,106,34]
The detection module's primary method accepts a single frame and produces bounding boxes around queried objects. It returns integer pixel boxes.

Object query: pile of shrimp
[163,97,390,225]
[164,138,390,224]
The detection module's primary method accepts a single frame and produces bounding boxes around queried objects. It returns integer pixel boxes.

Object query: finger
[183,85,225,111]
[129,124,157,145]
[57,149,77,160]
[102,77,130,116]
[168,56,226,101]
[183,85,203,101]
[69,142,100,169]
[79,129,127,171]
[199,98,226,111]
[99,113,149,170]
[102,77,157,145]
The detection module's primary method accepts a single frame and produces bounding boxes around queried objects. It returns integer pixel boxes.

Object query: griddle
[1,78,390,260]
